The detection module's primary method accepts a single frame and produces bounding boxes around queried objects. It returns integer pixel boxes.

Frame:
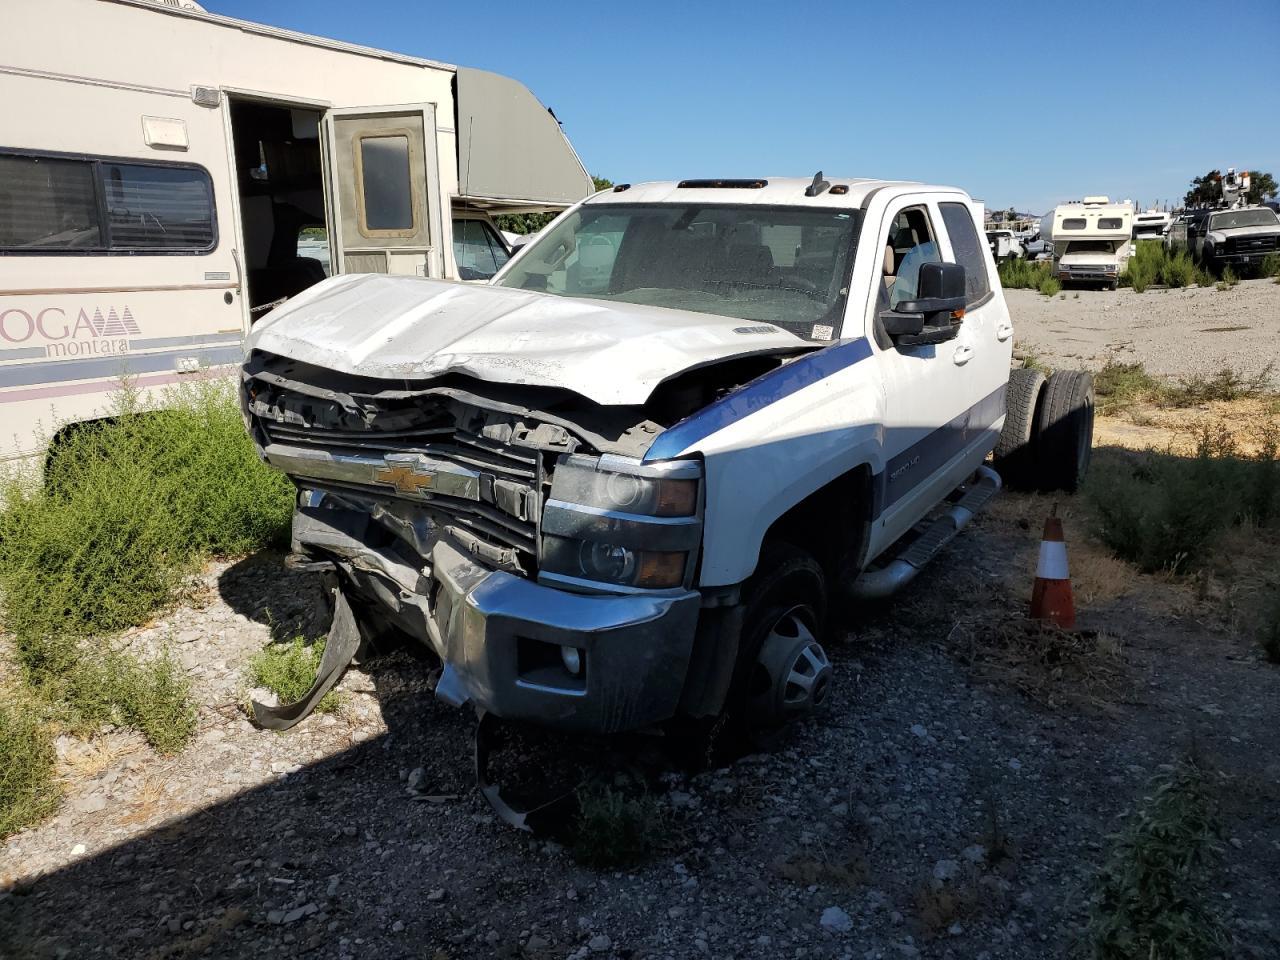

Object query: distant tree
[495,175,613,235]
[1184,169,1277,207]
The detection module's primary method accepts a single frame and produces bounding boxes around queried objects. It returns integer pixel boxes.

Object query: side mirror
[881,262,967,345]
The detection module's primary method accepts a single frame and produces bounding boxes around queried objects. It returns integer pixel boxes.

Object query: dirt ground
[3,300,1280,959]
[1007,277,1280,386]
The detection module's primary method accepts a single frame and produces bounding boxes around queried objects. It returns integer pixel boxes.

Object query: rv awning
[454,67,593,211]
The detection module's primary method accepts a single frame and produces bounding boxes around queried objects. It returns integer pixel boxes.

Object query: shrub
[0,698,60,837]
[1038,276,1062,297]
[1085,757,1227,959]
[1262,252,1280,279]
[1094,361,1163,414]
[573,784,664,868]
[0,377,294,657]
[44,649,197,755]
[1216,266,1238,291]
[1166,364,1275,408]
[1162,251,1196,288]
[1084,424,1279,573]
[247,636,339,715]
[997,258,1053,290]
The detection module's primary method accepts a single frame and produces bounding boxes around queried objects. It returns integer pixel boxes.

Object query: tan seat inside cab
[883,243,895,290]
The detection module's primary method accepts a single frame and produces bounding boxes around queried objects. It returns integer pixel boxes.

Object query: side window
[938,202,991,305]
[886,206,940,307]
[0,154,101,250]
[357,134,415,236]
[452,219,511,281]
[101,162,216,250]
[0,151,215,254]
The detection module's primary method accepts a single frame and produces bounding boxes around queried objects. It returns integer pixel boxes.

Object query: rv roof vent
[676,179,768,189]
[190,86,221,108]
[1082,195,1110,205]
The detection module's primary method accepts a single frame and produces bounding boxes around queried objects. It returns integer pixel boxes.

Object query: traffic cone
[1030,513,1076,629]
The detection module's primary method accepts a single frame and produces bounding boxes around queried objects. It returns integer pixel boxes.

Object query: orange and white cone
[1030,515,1076,629]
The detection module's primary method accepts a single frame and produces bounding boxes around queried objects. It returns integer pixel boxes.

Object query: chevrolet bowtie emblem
[373,463,435,494]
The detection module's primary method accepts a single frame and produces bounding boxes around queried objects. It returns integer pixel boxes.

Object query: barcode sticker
[811,324,834,341]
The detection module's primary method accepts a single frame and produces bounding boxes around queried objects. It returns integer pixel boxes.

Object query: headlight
[549,454,697,516]
[540,535,688,589]
[539,454,702,590]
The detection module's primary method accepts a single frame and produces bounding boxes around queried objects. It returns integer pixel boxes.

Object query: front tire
[732,543,830,729]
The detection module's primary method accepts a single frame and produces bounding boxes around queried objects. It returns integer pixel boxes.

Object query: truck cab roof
[582,178,970,209]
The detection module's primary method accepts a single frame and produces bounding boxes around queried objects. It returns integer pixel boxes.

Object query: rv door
[323,105,445,278]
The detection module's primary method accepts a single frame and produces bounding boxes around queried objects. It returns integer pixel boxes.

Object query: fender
[643,338,885,587]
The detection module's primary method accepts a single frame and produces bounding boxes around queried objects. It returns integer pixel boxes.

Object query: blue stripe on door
[643,338,874,462]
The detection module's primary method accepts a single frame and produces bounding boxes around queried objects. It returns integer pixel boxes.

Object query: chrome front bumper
[292,505,702,733]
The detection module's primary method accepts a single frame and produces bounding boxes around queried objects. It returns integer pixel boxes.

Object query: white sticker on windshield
[811,324,834,341]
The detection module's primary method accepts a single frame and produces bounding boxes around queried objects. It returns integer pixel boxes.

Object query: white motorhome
[1132,209,1172,242]
[0,0,593,465]
[1039,197,1134,289]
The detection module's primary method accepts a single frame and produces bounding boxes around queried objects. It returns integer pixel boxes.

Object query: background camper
[0,0,592,465]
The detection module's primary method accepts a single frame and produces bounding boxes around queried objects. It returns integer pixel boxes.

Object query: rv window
[102,163,215,250]
[452,218,510,281]
[938,202,991,304]
[1062,218,1087,230]
[1097,217,1123,230]
[0,151,215,254]
[0,154,101,250]
[358,135,414,233]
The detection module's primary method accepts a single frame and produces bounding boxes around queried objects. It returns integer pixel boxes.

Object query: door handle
[953,344,974,366]
[996,321,1013,342]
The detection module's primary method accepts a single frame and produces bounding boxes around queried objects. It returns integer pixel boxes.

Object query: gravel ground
[1006,278,1280,385]
[4,495,1279,958]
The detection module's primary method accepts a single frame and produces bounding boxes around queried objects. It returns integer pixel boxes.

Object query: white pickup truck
[240,175,1094,745]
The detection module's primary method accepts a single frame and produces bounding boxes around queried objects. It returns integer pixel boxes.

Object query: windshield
[495,203,860,342]
[1064,240,1120,254]
[1209,209,1279,230]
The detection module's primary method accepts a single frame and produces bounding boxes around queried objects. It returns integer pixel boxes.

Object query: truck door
[323,105,446,278]
[861,195,995,557]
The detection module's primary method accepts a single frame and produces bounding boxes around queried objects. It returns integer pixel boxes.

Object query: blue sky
[207,0,1279,215]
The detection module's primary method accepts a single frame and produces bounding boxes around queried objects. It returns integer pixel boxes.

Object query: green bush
[573,784,664,868]
[44,650,197,755]
[0,377,294,658]
[1162,251,1196,288]
[997,258,1053,290]
[1216,266,1238,291]
[0,698,60,837]
[1094,361,1164,414]
[1037,275,1062,297]
[246,635,339,715]
[1085,424,1279,573]
[1085,757,1227,960]
[1119,242,1200,291]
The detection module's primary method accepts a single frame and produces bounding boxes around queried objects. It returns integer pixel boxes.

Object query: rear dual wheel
[993,368,1094,493]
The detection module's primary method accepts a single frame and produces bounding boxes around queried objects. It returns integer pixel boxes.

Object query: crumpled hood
[245,274,812,406]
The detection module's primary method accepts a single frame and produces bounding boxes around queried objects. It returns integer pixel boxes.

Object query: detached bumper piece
[250,570,363,731]
[292,502,703,734]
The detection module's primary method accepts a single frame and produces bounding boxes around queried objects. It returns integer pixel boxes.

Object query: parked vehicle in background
[985,228,1025,261]
[0,0,593,467]
[1132,209,1172,242]
[1040,197,1134,289]
[1194,206,1280,273]
[239,175,1095,808]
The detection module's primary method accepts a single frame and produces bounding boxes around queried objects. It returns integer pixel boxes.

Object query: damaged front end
[242,350,712,735]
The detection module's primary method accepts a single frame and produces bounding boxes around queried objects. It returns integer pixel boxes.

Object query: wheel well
[760,464,875,581]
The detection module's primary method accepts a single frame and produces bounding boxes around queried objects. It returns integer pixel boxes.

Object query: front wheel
[733,543,831,729]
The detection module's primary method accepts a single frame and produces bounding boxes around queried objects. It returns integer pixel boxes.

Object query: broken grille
[254,395,544,571]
